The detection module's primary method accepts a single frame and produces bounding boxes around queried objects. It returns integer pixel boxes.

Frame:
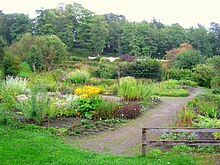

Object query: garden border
[142,128,220,156]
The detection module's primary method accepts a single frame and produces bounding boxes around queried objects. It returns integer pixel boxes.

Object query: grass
[151,80,190,97]
[0,124,206,165]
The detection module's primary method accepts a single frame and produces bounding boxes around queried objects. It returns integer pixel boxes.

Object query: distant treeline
[1,2,220,58]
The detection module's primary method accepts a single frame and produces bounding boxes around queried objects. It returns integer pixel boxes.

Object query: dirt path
[73,88,204,156]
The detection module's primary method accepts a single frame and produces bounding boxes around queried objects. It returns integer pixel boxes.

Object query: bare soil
[72,88,205,156]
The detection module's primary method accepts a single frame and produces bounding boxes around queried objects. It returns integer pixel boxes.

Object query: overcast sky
[0,0,220,28]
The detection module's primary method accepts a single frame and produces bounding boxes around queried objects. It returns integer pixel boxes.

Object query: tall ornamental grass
[118,77,152,101]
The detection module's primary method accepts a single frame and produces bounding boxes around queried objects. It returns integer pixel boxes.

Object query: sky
[0,0,220,28]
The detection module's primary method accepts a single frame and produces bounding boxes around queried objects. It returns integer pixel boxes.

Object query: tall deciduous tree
[0,36,7,62]
[103,13,126,54]
[187,25,213,57]
[90,15,109,55]
[209,22,220,55]
[10,33,67,71]
[0,12,31,44]
[158,24,188,57]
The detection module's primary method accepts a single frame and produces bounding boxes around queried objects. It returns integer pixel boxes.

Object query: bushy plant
[69,56,84,61]
[2,52,21,76]
[75,86,102,98]
[29,73,58,92]
[97,62,117,79]
[151,80,189,97]
[192,64,216,88]
[177,80,197,87]
[15,83,49,124]
[94,101,119,120]
[46,94,77,118]
[120,54,136,62]
[73,97,102,119]
[165,68,192,80]
[206,55,220,70]
[193,115,220,128]
[211,76,220,89]
[115,102,141,119]
[18,62,33,77]
[64,69,90,84]
[118,77,152,101]
[173,49,204,69]
[120,58,163,80]
[4,76,29,95]
[73,86,103,119]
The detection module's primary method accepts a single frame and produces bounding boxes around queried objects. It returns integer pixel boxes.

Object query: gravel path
[73,88,204,156]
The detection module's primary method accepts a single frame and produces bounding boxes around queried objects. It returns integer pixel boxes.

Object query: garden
[0,6,220,162]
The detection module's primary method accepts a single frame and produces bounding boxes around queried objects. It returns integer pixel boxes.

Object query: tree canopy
[0,3,219,58]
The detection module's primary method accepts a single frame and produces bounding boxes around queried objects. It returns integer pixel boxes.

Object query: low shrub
[211,76,220,89]
[64,69,90,84]
[29,73,58,92]
[97,62,117,79]
[2,52,21,76]
[93,101,119,120]
[115,102,141,119]
[165,68,192,80]
[120,54,136,62]
[192,64,216,88]
[193,115,220,128]
[69,56,84,61]
[151,80,189,97]
[18,62,33,77]
[173,49,204,69]
[73,97,102,119]
[120,58,162,80]
[177,80,197,87]
[15,83,49,124]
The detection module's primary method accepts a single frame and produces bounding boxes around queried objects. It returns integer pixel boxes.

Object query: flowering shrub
[115,102,142,119]
[120,54,136,62]
[73,86,103,119]
[75,86,102,98]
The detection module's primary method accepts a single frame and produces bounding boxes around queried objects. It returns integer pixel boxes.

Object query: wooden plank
[144,128,220,133]
[142,128,147,156]
[142,128,220,156]
[147,140,220,143]
[148,140,220,146]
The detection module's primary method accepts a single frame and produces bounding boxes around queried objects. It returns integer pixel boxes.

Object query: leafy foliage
[120,58,162,80]
[118,77,152,101]
[192,64,216,88]
[173,49,204,69]
[2,51,21,76]
[64,69,90,84]
[115,102,142,119]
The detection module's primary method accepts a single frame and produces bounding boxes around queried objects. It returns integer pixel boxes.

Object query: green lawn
[0,125,207,165]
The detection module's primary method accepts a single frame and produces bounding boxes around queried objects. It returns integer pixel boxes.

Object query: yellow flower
[75,86,102,97]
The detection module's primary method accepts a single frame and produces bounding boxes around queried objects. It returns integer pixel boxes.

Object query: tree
[165,43,193,60]
[0,36,7,62]
[2,50,20,76]
[35,9,56,35]
[27,45,43,71]
[209,22,220,55]
[173,49,204,69]
[10,33,67,71]
[121,21,158,57]
[39,35,67,71]
[187,25,213,57]
[0,12,31,44]
[158,24,188,57]
[103,13,126,54]
[90,15,109,55]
